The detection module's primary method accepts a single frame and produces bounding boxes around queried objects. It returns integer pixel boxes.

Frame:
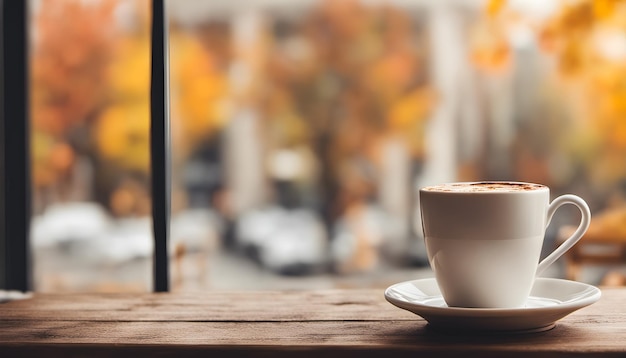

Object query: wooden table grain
[1,288,625,357]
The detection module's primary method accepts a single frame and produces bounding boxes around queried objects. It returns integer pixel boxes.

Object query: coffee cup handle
[536,194,591,277]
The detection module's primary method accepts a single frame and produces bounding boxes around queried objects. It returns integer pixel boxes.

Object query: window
[16,0,626,293]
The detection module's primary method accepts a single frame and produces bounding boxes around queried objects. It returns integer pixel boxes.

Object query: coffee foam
[421,182,545,193]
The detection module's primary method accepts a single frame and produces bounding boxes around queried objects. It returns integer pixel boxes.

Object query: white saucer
[384,277,601,334]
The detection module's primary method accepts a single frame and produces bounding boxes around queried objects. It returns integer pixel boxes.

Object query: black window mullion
[0,0,31,292]
[150,0,171,293]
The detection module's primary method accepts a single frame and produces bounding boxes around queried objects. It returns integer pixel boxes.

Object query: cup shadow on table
[382,321,591,346]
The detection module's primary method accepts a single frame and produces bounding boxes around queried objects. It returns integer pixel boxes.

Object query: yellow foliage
[170,30,230,155]
[386,88,434,158]
[94,102,150,173]
[106,36,151,102]
[32,132,57,187]
[593,0,621,20]
[92,24,231,173]
[485,0,506,18]
[387,88,433,131]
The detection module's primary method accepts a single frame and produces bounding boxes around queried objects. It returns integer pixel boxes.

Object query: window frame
[0,0,171,293]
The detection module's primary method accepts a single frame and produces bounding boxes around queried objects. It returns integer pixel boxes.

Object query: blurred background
[28,0,626,292]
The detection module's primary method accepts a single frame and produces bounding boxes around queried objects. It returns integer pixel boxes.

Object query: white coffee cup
[419,181,591,308]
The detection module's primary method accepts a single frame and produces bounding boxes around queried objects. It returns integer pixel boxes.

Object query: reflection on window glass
[30,0,626,292]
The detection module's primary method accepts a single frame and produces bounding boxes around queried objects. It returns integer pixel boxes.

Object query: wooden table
[1,288,625,357]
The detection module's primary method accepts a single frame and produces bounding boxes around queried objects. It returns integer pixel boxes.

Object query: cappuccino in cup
[419,181,590,308]
[422,182,544,193]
